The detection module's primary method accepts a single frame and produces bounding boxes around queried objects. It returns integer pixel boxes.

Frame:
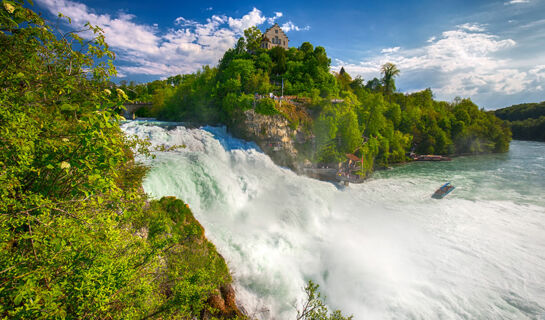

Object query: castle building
[261,23,289,50]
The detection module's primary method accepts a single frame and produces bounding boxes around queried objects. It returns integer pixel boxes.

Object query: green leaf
[14,290,23,305]
[60,103,76,111]
[3,1,16,14]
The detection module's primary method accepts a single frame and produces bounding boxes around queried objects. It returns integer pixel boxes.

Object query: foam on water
[122,121,545,319]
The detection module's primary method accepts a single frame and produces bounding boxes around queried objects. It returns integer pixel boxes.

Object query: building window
[275,29,278,34]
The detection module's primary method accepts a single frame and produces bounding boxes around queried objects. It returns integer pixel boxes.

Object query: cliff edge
[229,109,313,170]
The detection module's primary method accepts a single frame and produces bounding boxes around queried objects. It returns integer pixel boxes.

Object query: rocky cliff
[229,109,313,170]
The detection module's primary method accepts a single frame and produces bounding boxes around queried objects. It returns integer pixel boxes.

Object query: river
[122,121,545,319]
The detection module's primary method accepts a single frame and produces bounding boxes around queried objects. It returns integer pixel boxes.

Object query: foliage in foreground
[0,2,238,318]
[297,281,353,320]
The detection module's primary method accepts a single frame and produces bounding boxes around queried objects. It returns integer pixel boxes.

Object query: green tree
[296,281,353,320]
[243,26,263,52]
[381,62,400,94]
[270,45,287,74]
[338,110,361,153]
[336,67,352,91]
[385,103,402,128]
[365,77,382,92]
[235,37,246,54]
[299,42,314,54]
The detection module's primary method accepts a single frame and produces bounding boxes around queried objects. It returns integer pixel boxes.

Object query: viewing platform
[411,154,452,161]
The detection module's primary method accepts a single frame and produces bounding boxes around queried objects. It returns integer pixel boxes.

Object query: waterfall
[122,121,545,319]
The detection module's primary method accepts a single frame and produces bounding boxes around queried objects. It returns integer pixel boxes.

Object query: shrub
[256,97,279,115]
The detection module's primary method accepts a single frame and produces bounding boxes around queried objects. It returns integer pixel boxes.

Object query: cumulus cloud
[227,7,266,33]
[39,0,161,55]
[36,0,306,77]
[335,23,544,104]
[281,21,310,32]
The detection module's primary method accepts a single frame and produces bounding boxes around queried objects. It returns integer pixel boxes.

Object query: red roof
[346,154,360,162]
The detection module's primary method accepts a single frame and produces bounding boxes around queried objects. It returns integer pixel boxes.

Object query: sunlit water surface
[122,121,545,319]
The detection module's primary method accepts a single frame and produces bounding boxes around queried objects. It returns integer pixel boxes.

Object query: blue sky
[35,0,545,109]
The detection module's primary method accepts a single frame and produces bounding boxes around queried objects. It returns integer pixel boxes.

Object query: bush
[256,97,279,115]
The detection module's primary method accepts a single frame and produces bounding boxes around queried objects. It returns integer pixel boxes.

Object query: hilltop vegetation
[127,27,511,176]
[494,101,545,141]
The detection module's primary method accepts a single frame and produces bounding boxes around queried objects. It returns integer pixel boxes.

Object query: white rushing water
[122,121,545,319]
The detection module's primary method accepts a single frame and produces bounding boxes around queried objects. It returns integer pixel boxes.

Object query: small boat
[432,182,455,199]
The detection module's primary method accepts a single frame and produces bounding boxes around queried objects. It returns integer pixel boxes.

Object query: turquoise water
[375,140,545,207]
[122,121,545,320]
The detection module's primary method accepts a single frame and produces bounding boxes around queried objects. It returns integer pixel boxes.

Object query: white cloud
[36,0,296,77]
[281,21,310,32]
[506,0,529,4]
[39,0,161,55]
[174,17,198,27]
[334,23,544,103]
[529,65,545,81]
[227,7,266,33]
[381,47,400,54]
[457,23,487,32]
[267,12,283,24]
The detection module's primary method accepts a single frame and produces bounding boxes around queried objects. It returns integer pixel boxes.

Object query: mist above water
[122,121,545,319]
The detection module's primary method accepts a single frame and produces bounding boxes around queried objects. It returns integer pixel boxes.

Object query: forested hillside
[125,27,511,176]
[494,101,545,141]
